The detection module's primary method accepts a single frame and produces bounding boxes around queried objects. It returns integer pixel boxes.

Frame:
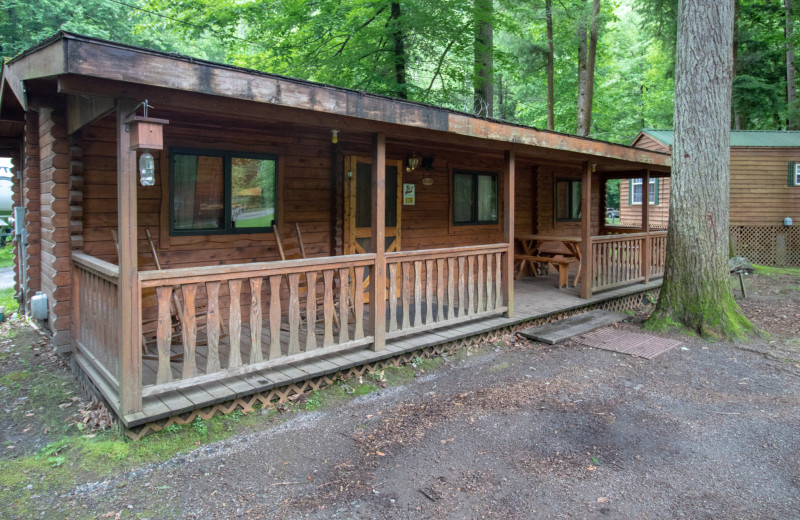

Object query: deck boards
[126,274,663,426]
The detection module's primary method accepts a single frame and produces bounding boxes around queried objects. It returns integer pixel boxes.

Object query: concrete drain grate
[577,328,682,359]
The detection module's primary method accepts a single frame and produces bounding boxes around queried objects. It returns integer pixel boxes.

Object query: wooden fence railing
[590,231,667,292]
[649,231,668,277]
[384,244,509,339]
[72,252,121,395]
[137,254,376,397]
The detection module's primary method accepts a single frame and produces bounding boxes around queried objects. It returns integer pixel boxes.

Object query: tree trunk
[473,0,493,117]
[576,0,600,136]
[733,0,743,129]
[647,0,752,339]
[390,2,408,100]
[546,0,555,131]
[786,0,797,129]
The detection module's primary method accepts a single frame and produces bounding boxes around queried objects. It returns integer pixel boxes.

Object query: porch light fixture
[125,100,169,187]
[331,129,339,144]
[406,151,420,173]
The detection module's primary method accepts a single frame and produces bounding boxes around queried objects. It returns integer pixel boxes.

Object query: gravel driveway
[49,328,799,519]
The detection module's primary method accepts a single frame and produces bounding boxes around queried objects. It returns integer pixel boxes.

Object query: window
[170,149,277,235]
[631,178,658,205]
[452,170,498,225]
[555,179,582,221]
[790,162,800,186]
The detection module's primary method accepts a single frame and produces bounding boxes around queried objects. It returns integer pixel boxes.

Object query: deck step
[519,309,627,345]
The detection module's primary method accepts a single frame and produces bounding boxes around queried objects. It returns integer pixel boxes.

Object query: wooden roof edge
[11,32,671,168]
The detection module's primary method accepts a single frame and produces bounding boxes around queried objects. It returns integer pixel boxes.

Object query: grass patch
[753,265,800,277]
[0,245,14,268]
[488,362,510,372]
[0,287,18,314]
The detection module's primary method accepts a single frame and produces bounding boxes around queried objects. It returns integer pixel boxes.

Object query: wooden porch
[71,246,663,427]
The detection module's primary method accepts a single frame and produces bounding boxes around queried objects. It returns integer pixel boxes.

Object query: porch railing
[71,252,121,401]
[71,243,512,414]
[137,254,376,397]
[384,244,509,339]
[590,231,667,292]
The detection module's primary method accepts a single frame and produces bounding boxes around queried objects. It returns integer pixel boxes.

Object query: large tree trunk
[576,0,600,136]
[647,0,752,339]
[473,0,493,117]
[546,0,555,131]
[733,0,743,130]
[390,2,408,100]
[786,0,797,129]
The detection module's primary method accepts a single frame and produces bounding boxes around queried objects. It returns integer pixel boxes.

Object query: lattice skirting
[730,226,800,266]
[69,288,659,440]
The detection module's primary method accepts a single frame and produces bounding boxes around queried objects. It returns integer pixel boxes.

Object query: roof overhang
[8,33,671,173]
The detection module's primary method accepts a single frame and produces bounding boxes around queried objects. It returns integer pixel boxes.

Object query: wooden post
[369,133,386,351]
[580,161,593,299]
[642,169,651,283]
[117,99,142,415]
[503,150,515,317]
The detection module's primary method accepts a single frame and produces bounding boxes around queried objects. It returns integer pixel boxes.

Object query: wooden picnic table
[515,234,582,287]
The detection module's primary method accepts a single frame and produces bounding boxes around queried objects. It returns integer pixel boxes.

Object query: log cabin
[0,33,671,434]
[623,129,800,265]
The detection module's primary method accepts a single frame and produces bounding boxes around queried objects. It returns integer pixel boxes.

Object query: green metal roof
[641,129,800,147]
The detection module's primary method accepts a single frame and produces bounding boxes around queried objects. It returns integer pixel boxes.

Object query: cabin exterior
[0,33,671,432]
[626,129,800,265]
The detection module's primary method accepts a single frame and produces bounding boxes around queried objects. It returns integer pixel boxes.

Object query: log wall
[23,111,41,306]
[619,177,670,227]
[729,148,800,226]
[38,108,73,349]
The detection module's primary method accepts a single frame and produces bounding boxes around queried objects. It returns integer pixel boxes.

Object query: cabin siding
[37,107,73,349]
[631,134,670,153]
[618,177,670,227]
[23,111,41,309]
[729,148,800,226]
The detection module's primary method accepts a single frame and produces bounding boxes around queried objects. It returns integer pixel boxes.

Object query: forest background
[2,0,798,207]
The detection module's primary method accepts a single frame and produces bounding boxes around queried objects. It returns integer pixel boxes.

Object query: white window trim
[795,163,800,185]
[631,178,657,205]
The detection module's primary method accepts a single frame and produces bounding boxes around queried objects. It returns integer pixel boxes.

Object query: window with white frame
[795,163,800,186]
[631,178,658,205]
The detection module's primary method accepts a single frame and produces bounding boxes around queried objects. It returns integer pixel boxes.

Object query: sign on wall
[403,183,415,205]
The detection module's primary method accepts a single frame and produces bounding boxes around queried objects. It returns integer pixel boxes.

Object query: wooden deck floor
[119,273,662,426]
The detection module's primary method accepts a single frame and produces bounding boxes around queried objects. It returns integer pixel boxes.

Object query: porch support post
[580,161,593,299]
[642,169,651,284]
[503,150,515,317]
[369,133,386,351]
[117,99,142,415]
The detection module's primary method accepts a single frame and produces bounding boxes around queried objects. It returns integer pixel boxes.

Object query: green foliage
[0,287,19,314]
[753,265,800,277]
[0,245,14,268]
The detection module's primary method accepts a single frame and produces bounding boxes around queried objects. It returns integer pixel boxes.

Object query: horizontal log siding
[39,107,73,349]
[729,148,800,226]
[618,177,670,228]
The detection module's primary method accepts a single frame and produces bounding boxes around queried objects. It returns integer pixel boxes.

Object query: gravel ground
[5,273,800,519]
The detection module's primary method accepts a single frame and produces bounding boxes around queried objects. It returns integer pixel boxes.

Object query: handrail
[386,243,508,262]
[139,253,377,287]
[72,252,120,282]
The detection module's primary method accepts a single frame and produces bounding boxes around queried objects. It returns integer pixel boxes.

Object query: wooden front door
[344,156,403,255]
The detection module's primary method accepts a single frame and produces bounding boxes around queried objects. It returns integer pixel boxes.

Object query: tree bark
[546,0,555,131]
[473,0,493,117]
[576,0,600,136]
[648,0,752,339]
[733,0,743,130]
[786,0,797,129]
[390,2,408,100]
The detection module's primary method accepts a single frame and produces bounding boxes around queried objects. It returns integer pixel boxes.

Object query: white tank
[31,291,48,320]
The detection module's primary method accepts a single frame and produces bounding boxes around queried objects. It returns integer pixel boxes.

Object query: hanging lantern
[126,100,168,186]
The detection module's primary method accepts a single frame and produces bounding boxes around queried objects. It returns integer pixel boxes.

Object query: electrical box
[13,207,24,236]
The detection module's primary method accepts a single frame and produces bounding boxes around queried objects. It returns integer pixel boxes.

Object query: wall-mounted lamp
[331,129,339,144]
[125,100,168,187]
[406,151,420,173]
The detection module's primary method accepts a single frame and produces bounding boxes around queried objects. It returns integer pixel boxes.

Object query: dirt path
[2,270,799,519]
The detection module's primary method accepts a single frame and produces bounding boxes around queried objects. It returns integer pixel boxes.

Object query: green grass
[0,287,19,313]
[0,245,14,268]
[753,265,800,277]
